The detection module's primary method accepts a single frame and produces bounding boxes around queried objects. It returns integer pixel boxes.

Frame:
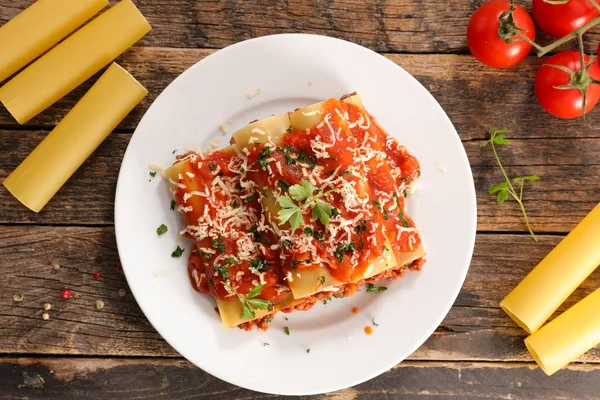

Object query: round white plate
[115,34,476,395]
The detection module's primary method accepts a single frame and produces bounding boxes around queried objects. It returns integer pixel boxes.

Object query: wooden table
[1,1,600,398]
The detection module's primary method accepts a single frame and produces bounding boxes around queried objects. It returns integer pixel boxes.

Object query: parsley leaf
[257,147,273,171]
[277,180,291,191]
[366,283,387,293]
[303,227,314,236]
[170,200,176,210]
[222,282,274,320]
[318,275,325,285]
[263,342,270,347]
[355,219,368,233]
[157,224,168,235]
[149,171,157,178]
[306,348,311,354]
[171,246,185,258]
[284,326,290,335]
[212,236,225,253]
[372,317,379,327]
[216,265,229,279]
[277,180,337,230]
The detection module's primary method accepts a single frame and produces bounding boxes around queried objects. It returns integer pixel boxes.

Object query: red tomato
[533,0,598,38]
[534,51,600,118]
[467,0,535,68]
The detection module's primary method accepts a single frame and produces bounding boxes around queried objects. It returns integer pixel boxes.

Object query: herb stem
[489,132,538,242]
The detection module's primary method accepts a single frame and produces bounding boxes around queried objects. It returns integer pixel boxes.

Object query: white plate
[115,34,476,395]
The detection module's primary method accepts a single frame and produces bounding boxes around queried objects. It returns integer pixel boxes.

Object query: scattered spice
[43,303,52,311]
[364,326,373,335]
[61,289,72,299]
[13,293,24,302]
[118,289,127,298]
[351,307,359,314]
[96,300,105,310]
[42,313,50,321]
[93,271,101,280]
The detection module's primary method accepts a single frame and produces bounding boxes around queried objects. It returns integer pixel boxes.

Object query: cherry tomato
[467,0,535,68]
[534,51,600,118]
[533,0,598,38]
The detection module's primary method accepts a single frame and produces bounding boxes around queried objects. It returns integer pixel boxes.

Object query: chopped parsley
[170,200,176,210]
[366,283,388,293]
[331,207,340,217]
[286,126,293,133]
[306,348,311,354]
[372,201,390,220]
[355,219,368,233]
[372,318,379,327]
[261,189,268,198]
[209,163,216,171]
[313,230,327,241]
[334,242,356,263]
[149,171,157,178]
[263,342,270,347]
[318,275,326,285]
[394,193,411,227]
[171,246,185,258]
[282,144,297,165]
[303,227,313,236]
[232,200,239,209]
[323,298,332,305]
[249,226,270,245]
[249,258,268,271]
[383,245,390,252]
[277,180,291,191]
[284,327,290,335]
[281,239,293,249]
[156,224,168,235]
[212,236,225,253]
[257,147,273,171]
[340,171,352,177]
[216,264,229,279]
[264,317,273,323]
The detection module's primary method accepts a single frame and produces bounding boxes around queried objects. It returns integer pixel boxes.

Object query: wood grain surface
[2,0,600,398]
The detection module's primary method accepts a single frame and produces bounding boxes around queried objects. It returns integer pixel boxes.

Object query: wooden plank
[1,226,599,362]
[2,130,599,232]
[1,357,600,399]
[1,0,595,54]
[2,49,600,139]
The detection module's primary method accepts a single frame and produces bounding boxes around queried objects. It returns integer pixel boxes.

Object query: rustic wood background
[1,0,600,398]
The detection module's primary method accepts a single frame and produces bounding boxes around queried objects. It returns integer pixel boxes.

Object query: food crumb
[209,137,221,150]
[43,303,51,311]
[307,81,312,86]
[220,123,228,135]
[351,307,359,314]
[13,293,24,302]
[93,271,101,280]
[118,289,127,297]
[364,326,373,335]
[51,261,60,270]
[73,292,80,299]
[247,86,262,99]
[61,289,71,299]
[96,300,104,310]
[42,313,50,321]
[437,164,447,173]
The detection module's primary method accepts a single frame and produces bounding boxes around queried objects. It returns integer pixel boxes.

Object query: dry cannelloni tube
[0,0,108,83]
[3,63,147,212]
[0,0,151,124]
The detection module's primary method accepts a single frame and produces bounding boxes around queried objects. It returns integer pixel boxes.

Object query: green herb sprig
[482,127,539,242]
[222,282,273,320]
[276,180,338,230]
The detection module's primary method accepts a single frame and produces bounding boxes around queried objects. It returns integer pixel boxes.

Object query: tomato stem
[588,0,600,13]
[535,14,600,57]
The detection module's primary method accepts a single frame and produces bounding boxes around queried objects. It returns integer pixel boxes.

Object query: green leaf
[246,284,263,299]
[289,180,313,201]
[215,264,229,279]
[514,174,540,183]
[493,134,510,145]
[240,301,255,320]
[312,200,332,225]
[170,200,176,210]
[156,224,168,235]
[171,246,185,258]
[289,210,304,230]
[277,195,296,209]
[277,206,299,225]
[366,283,387,293]
[497,190,509,205]
[489,182,508,194]
[247,298,271,310]
[284,327,290,335]
[249,258,268,271]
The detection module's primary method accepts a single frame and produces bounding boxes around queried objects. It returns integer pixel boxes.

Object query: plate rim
[114,33,477,395]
